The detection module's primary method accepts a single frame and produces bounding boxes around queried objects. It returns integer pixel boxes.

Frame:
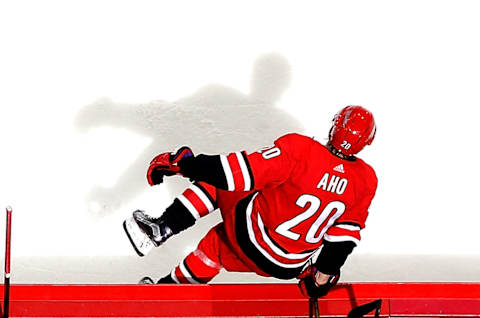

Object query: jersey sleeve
[317,168,377,274]
[324,167,377,246]
[178,133,306,191]
[244,134,303,190]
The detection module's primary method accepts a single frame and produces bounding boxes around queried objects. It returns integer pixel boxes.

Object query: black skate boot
[123,210,173,257]
[138,276,155,284]
[138,274,176,284]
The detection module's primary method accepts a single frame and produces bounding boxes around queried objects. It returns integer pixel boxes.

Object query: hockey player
[124,105,377,298]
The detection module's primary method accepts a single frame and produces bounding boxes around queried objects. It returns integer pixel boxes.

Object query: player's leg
[216,189,271,278]
[153,223,254,284]
[124,181,217,256]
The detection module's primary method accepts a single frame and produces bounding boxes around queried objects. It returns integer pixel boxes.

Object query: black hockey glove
[298,267,340,298]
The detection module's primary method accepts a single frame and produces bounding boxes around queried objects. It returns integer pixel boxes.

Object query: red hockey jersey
[219,133,377,278]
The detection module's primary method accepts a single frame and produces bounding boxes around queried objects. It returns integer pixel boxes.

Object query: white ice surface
[11,254,480,284]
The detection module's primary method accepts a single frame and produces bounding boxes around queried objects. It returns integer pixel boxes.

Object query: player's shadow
[74,52,306,216]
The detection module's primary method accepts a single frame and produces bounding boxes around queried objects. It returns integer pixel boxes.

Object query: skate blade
[123,217,155,257]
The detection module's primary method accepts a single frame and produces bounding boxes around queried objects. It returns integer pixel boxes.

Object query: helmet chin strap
[326,142,356,161]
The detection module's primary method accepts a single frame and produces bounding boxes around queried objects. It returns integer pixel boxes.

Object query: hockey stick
[309,295,381,318]
[3,207,12,318]
[347,299,382,318]
[309,297,320,318]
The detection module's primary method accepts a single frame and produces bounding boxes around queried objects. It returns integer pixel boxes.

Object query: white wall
[1,0,479,264]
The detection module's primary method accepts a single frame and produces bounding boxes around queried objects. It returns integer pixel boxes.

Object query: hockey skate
[123,210,173,257]
[138,276,155,284]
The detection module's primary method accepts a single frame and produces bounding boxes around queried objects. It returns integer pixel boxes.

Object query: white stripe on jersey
[245,193,310,269]
[257,213,314,260]
[220,155,235,191]
[193,249,222,270]
[334,224,361,231]
[189,184,215,212]
[235,151,251,191]
[179,261,201,284]
[324,234,360,246]
[177,194,201,220]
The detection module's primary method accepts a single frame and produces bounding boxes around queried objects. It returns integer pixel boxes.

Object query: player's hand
[147,147,194,186]
[298,266,340,298]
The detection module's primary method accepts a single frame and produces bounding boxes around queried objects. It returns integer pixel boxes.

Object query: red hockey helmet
[329,105,376,156]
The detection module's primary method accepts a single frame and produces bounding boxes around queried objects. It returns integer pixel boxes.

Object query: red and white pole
[3,206,12,318]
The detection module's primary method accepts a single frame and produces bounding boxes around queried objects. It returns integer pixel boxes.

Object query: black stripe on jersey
[261,224,289,255]
[183,259,208,284]
[333,221,361,228]
[241,151,255,190]
[234,193,304,280]
[178,155,228,190]
[193,182,218,210]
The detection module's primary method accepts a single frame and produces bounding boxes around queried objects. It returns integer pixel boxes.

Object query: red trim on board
[0,283,479,317]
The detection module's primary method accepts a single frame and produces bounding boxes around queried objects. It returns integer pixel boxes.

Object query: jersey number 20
[275,194,346,244]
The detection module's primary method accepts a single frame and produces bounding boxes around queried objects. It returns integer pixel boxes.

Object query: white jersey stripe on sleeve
[189,184,215,212]
[324,234,360,246]
[220,155,235,191]
[177,194,201,220]
[235,151,251,191]
[334,224,361,231]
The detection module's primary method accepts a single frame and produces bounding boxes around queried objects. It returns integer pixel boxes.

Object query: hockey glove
[147,146,194,186]
[298,266,340,298]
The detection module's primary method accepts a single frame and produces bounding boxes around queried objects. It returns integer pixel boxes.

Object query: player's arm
[179,152,255,191]
[316,239,356,274]
[313,196,374,280]
[300,185,377,298]
[298,239,354,298]
[148,134,300,191]
[317,177,377,272]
